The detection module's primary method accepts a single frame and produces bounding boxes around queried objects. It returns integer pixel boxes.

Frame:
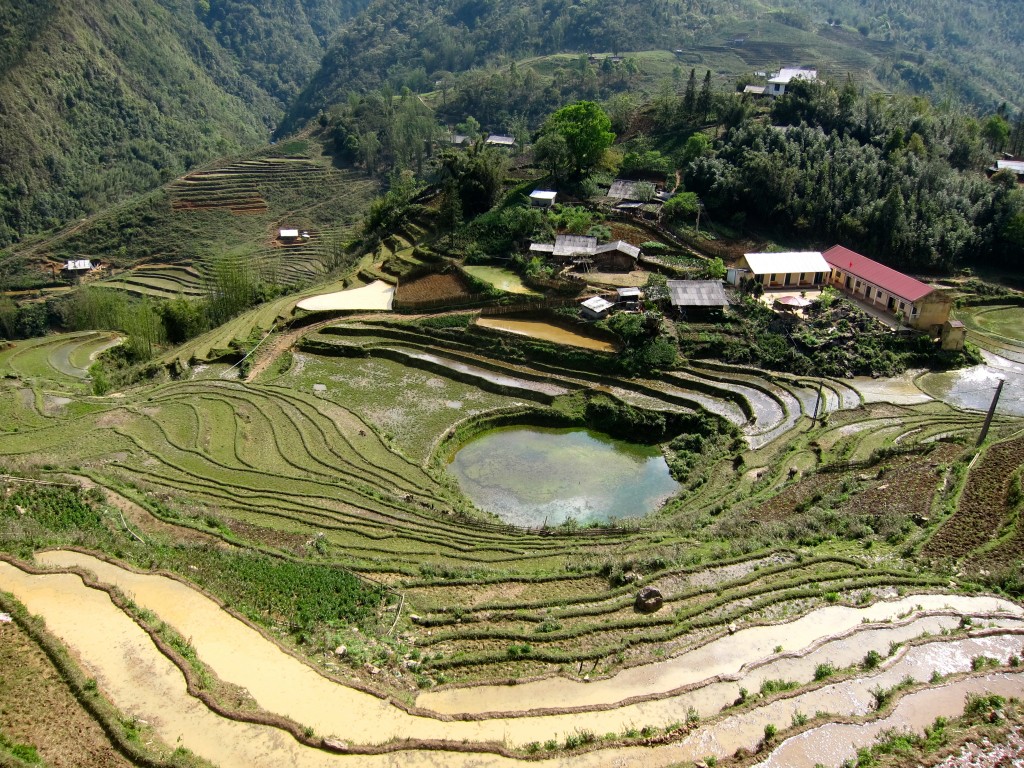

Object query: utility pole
[808,383,824,427]
[976,379,1005,447]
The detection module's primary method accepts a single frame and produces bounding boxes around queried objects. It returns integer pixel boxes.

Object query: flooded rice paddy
[462,266,539,295]
[2,553,1023,768]
[917,351,1024,416]
[448,427,680,526]
[296,280,395,312]
[388,349,569,397]
[475,317,617,352]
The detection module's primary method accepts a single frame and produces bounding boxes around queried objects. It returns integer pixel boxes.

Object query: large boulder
[635,586,664,613]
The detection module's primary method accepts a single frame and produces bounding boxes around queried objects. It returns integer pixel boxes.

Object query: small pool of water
[448,426,679,527]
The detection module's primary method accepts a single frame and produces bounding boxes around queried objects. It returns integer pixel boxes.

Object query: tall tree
[682,68,697,118]
[697,69,713,122]
[539,101,615,178]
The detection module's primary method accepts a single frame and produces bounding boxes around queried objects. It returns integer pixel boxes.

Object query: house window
[911,306,918,316]
[799,273,805,282]
[855,280,861,288]
[770,273,776,282]
[876,289,882,299]
[899,302,905,311]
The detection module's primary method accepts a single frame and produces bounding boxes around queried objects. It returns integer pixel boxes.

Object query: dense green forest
[287,0,1024,129]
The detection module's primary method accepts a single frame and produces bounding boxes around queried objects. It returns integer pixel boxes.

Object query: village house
[767,67,817,97]
[730,252,830,290]
[823,245,952,332]
[279,228,299,242]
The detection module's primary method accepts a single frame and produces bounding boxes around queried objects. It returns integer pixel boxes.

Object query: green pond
[448,426,680,527]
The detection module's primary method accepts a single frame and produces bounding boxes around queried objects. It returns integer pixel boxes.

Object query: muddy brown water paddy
[448,426,680,526]
[3,554,1024,767]
[475,317,616,352]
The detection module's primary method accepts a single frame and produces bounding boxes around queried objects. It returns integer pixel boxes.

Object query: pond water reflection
[448,426,679,527]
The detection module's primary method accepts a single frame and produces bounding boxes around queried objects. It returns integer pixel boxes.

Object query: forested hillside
[0,0,373,249]
[288,0,1024,130]
[194,0,371,104]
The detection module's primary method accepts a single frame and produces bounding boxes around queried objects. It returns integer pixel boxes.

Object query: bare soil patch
[0,619,133,768]
[395,272,471,303]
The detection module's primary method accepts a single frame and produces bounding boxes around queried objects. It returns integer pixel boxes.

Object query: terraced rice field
[2,553,1021,767]
[0,305,1021,766]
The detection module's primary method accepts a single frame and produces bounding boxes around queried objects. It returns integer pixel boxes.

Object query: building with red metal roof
[823,245,952,332]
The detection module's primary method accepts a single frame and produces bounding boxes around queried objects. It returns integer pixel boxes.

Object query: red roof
[822,245,934,303]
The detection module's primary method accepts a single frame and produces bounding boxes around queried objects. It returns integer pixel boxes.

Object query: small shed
[279,228,300,242]
[941,320,966,351]
[529,190,558,207]
[616,286,642,307]
[580,296,614,321]
[743,85,767,96]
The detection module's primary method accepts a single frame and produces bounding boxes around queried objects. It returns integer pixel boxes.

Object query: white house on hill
[768,68,817,97]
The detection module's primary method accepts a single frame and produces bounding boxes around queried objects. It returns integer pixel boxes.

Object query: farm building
[823,245,952,332]
[530,236,641,271]
[989,159,1024,182]
[666,280,730,317]
[529,190,558,207]
[279,228,300,242]
[767,67,817,97]
[743,85,768,96]
[580,296,614,321]
[731,252,829,290]
[530,234,596,259]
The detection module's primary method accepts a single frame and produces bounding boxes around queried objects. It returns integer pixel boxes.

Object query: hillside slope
[286,0,1024,131]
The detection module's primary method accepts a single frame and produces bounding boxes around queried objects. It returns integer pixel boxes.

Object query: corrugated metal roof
[530,190,557,200]
[485,135,516,145]
[279,228,299,238]
[823,245,934,303]
[581,296,614,312]
[595,240,641,258]
[553,235,597,257]
[768,68,817,84]
[64,259,93,271]
[995,160,1024,175]
[616,286,641,297]
[743,252,829,275]
[666,280,730,307]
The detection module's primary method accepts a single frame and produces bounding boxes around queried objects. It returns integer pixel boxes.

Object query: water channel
[447,426,680,526]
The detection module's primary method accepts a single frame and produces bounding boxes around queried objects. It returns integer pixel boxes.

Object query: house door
[887,297,895,310]
[845,276,852,289]
[784,273,792,286]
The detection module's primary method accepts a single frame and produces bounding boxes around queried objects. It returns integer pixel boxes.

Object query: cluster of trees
[682,83,1024,270]
[326,88,437,175]
[435,57,641,132]
[195,0,366,106]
